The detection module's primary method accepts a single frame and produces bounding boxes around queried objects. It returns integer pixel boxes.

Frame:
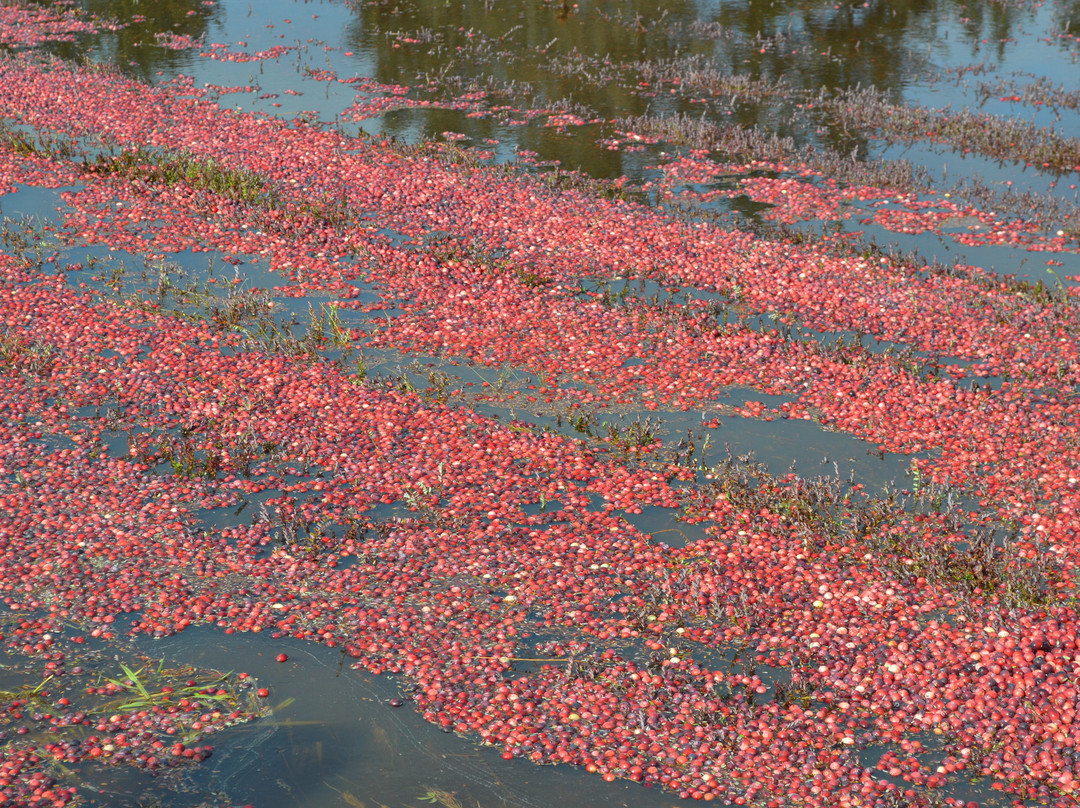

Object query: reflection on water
[22,0,1073,276]
[49,0,221,82]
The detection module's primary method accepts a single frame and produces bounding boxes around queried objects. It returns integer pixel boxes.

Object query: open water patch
[140,629,682,808]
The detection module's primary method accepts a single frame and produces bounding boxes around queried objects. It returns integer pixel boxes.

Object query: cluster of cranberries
[0,5,1079,806]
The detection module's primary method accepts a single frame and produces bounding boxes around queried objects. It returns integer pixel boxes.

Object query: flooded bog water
[136,630,682,808]
[1,0,1078,806]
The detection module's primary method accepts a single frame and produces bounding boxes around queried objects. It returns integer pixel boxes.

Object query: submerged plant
[100,662,236,713]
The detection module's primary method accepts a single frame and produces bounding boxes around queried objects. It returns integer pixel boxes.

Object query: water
[2,0,1078,805]
[139,630,676,808]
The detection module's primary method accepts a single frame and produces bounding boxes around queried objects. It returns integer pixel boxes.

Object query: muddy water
[2,0,1078,805]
